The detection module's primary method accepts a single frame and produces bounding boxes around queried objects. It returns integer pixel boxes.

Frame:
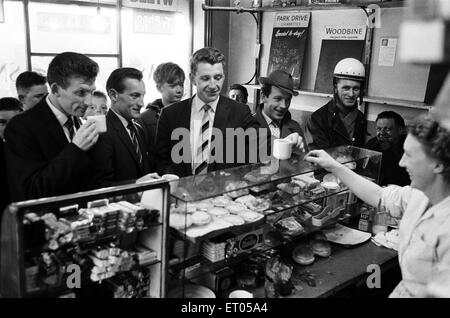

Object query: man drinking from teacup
[253,69,306,157]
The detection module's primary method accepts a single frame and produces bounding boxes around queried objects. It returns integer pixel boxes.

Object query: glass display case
[0,179,170,298]
[165,146,382,298]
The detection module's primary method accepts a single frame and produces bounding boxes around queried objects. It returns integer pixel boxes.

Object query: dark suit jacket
[254,104,308,157]
[90,110,153,188]
[139,99,165,148]
[0,139,9,213]
[366,135,410,186]
[305,100,367,150]
[4,98,93,201]
[155,95,262,177]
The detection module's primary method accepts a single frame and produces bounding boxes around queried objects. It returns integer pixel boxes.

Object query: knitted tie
[64,117,75,141]
[127,120,143,165]
[193,104,211,175]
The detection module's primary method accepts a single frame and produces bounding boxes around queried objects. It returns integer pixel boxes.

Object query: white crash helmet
[333,58,365,81]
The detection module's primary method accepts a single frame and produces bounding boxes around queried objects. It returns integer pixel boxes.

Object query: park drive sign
[123,0,178,12]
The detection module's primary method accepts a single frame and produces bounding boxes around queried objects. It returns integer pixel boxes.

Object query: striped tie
[127,120,143,165]
[194,104,211,175]
[64,117,74,141]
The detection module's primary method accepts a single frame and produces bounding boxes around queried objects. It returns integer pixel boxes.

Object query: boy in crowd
[140,62,185,145]
[82,91,109,122]
[228,83,248,105]
[15,71,48,111]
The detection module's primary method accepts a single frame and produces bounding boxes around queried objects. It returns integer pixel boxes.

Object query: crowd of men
[1,48,410,209]
[1,47,450,298]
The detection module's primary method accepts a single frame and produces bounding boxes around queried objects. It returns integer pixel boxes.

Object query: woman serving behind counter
[304,115,450,298]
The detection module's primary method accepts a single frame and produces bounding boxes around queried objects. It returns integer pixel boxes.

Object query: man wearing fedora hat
[254,69,306,157]
[306,58,368,150]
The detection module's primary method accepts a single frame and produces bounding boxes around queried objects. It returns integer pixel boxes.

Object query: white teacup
[162,174,180,194]
[228,290,253,298]
[87,115,107,133]
[273,138,293,160]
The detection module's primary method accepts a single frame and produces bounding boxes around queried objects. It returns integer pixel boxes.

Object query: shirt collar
[425,194,450,219]
[192,94,219,113]
[261,108,278,127]
[46,95,69,127]
[111,109,131,130]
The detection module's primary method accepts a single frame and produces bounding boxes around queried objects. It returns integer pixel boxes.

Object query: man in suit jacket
[0,98,22,211]
[4,52,100,201]
[90,68,152,187]
[254,70,306,157]
[155,47,262,177]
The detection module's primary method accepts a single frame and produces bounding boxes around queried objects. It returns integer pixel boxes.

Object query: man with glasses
[367,111,410,186]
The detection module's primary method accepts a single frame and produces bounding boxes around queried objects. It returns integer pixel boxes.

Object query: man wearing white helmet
[306,58,367,150]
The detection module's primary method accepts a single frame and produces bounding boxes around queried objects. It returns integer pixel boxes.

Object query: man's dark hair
[15,71,46,91]
[229,84,248,99]
[376,111,406,128]
[93,91,108,100]
[47,52,99,89]
[410,115,450,182]
[190,47,226,74]
[0,97,23,112]
[106,67,143,94]
[153,62,185,86]
[261,83,272,98]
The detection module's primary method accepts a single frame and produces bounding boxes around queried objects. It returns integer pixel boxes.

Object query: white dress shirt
[46,95,73,142]
[261,109,280,139]
[190,94,219,172]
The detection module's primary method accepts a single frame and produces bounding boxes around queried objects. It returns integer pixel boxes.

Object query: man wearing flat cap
[254,70,307,157]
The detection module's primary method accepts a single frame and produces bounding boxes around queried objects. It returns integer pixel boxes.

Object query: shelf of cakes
[0,180,170,298]
[166,145,382,298]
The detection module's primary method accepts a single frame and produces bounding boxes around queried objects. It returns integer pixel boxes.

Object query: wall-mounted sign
[133,10,175,34]
[267,12,311,89]
[37,12,111,34]
[322,25,366,40]
[315,24,367,93]
[123,0,178,12]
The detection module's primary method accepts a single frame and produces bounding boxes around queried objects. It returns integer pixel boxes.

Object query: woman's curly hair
[410,115,450,182]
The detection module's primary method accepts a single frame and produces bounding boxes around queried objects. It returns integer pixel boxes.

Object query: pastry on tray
[310,231,331,257]
[226,202,247,214]
[245,197,271,213]
[211,195,233,207]
[191,211,212,226]
[243,170,270,183]
[277,182,301,195]
[240,211,264,223]
[292,244,315,265]
[207,206,229,217]
[222,214,245,226]
[225,181,250,198]
[235,194,256,206]
[275,216,305,237]
[170,213,192,230]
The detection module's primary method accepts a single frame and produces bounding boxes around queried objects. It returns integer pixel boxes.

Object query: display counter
[166,145,385,298]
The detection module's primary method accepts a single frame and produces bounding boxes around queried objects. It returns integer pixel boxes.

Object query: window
[121,3,192,106]
[0,1,26,98]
